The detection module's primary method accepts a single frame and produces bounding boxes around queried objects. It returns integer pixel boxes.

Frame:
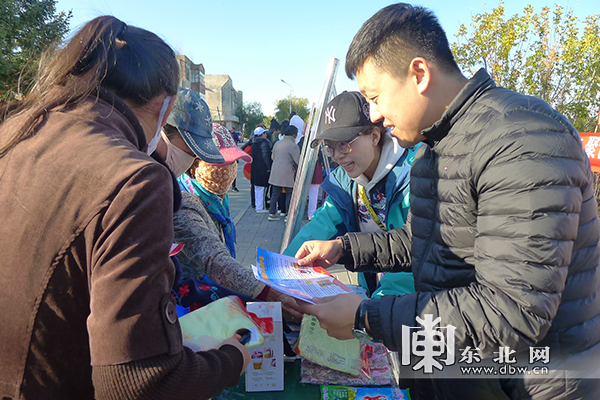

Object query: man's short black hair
[283,125,298,136]
[345,3,461,80]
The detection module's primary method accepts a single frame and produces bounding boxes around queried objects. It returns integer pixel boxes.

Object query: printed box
[245,302,284,392]
[320,385,410,400]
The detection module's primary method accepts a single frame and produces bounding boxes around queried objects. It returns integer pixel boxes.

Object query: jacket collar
[321,151,412,232]
[96,87,147,151]
[354,136,405,192]
[421,69,496,146]
[96,88,181,211]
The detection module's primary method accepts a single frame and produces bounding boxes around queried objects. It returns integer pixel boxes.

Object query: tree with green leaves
[235,101,265,138]
[451,3,600,132]
[274,95,310,123]
[0,0,71,103]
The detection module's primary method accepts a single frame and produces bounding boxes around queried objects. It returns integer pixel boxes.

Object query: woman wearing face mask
[0,16,249,400]
[172,123,304,321]
[283,91,419,298]
[155,87,226,177]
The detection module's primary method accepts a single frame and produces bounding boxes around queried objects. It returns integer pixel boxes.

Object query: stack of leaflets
[252,247,351,304]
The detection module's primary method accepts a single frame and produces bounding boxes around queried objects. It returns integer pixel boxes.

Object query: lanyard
[357,185,387,232]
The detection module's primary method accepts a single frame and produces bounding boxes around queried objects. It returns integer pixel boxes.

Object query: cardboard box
[245,302,284,392]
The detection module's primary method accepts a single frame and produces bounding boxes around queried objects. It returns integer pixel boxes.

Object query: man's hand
[265,289,303,322]
[295,237,344,267]
[220,334,251,375]
[297,293,364,340]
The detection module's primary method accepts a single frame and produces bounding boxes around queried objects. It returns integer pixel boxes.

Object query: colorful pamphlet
[320,385,410,400]
[252,247,351,304]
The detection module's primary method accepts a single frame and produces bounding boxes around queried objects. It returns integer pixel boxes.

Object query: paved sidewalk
[228,160,287,267]
[229,158,357,286]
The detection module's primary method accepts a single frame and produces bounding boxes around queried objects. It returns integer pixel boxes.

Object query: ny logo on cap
[362,103,370,119]
[325,105,336,125]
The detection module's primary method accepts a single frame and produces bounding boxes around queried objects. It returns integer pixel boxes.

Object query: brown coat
[268,135,299,188]
[0,89,242,399]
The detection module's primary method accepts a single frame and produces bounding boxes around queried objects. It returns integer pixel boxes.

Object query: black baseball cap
[310,91,375,148]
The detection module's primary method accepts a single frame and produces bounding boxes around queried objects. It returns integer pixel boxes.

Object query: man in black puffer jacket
[296,3,600,400]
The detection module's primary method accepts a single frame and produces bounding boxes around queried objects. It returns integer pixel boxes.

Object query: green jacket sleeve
[283,196,347,257]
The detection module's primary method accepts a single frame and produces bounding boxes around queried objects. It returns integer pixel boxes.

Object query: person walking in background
[296,113,325,222]
[231,129,242,144]
[267,118,281,144]
[289,111,305,144]
[268,125,300,221]
[229,128,242,192]
[0,16,249,400]
[306,149,325,221]
[240,129,256,207]
[250,126,272,213]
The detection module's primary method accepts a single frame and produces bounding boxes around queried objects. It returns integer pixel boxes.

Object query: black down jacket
[341,69,600,399]
[250,136,272,187]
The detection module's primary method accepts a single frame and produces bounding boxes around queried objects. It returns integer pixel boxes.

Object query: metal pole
[281,79,293,115]
[280,57,340,252]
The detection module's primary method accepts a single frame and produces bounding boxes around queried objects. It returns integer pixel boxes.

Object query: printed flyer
[252,247,351,304]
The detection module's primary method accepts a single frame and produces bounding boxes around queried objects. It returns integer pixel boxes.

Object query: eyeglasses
[321,136,360,157]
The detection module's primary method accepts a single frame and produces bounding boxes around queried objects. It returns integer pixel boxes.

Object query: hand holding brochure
[252,247,351,304]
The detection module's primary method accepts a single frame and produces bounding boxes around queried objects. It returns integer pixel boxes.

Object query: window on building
[191,69,200,83]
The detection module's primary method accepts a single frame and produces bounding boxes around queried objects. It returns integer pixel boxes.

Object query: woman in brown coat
[0,16,248,400]
[267,125,300,220]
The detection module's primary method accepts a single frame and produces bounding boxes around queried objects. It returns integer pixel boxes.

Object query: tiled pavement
[228,159,287,267]
[228,155,358,286]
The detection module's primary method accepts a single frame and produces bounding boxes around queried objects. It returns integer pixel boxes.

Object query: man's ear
[408,57,432,95]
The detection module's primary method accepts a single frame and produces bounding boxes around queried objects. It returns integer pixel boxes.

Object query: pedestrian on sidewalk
[289,111,305,144]
[267,118,281,145]
[268,125,300,221]
[297,133,326,221]
[250,126,272,213]
[229,128,242,192]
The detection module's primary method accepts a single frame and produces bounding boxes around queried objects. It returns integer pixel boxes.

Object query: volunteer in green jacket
[284,91,418,298]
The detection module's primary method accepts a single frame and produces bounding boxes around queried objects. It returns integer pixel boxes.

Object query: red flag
[580,132,600,173]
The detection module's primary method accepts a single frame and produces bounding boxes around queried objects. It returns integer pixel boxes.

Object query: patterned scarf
[194,161,237,198]
[178,173,237,258]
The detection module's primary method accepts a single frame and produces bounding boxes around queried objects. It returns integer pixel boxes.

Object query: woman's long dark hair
[0,15,179,157]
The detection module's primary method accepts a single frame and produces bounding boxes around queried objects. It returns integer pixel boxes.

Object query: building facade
[205,75,243,132]
[176,55,206,97]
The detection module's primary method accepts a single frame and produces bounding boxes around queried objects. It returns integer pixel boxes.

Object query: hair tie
[115,22,128,47]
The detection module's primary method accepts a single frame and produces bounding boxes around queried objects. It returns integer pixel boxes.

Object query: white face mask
[161,131,196,177]
[147,96,171,155]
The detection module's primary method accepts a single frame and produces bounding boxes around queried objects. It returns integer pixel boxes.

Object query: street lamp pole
[281,79,293,115]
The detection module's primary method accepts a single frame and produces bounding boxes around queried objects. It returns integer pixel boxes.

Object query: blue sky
[54,0,597,116]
